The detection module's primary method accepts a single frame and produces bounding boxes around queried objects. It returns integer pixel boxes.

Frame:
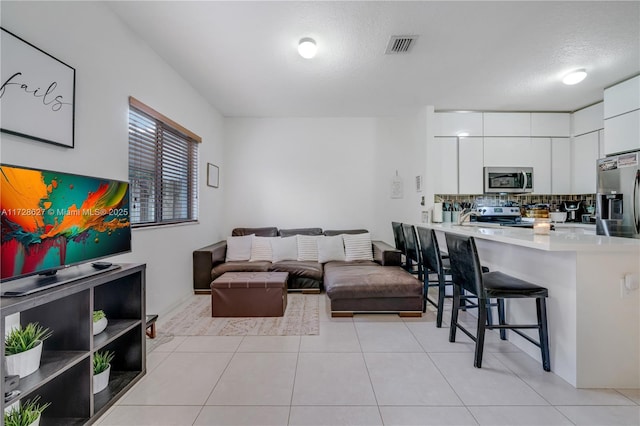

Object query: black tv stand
[1,264,121,297]
[0,263,146,424]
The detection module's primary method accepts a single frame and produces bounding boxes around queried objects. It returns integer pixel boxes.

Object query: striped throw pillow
[297,235,320,262]
[343,232,373,261]
[249,236,276,262]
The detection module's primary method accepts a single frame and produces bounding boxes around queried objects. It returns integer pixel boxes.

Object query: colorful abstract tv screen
[1,164,131,281]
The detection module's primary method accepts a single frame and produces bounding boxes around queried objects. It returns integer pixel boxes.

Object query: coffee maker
[562,200,584,222]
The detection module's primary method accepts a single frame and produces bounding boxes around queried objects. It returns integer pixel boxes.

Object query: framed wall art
[207,163,219,188]
[1,27,76,148]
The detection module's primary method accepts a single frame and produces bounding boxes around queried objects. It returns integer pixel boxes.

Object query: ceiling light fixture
[457,131,470,137]
[298,37,317,59]
[562,69,587,85]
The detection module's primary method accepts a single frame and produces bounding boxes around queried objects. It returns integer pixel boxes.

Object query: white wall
[224,115,424,244]
[1,1,225,315]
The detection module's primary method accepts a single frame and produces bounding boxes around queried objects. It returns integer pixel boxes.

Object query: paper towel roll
[432,203,443,223]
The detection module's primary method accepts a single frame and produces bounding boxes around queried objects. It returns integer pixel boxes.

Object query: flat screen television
[1,164,131,291]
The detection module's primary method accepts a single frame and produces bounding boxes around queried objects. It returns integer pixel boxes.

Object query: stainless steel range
[474,206,522,224]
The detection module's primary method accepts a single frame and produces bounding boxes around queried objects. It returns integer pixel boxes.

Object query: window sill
[132,221,200,231]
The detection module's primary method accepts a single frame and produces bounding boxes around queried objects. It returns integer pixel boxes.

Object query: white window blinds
[128,97,200,227]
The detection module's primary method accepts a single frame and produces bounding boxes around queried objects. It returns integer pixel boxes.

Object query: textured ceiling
[108,1,640,117]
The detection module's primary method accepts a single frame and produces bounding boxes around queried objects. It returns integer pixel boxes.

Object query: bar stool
[391,222,407,269]
[445,233,550,371]
[417,227,492,327]
[402,224,423,281]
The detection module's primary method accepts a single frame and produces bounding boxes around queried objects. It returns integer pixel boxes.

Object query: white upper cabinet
[604,75,640,119]
[431,137,458,193]
[483,137,531,166]
[551,138,571,194]
[573,102,604,136]
[458,137,484,194]
[433,112,483,137]
[571,132,599,194]
[531,113,570,137]
[530,138,552,194]
[483,113,530,136]
[604,110,640,155]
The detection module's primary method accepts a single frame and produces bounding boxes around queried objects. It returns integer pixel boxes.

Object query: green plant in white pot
[5,323,52,378]
[92,310,108,336]
[93,350,115,394]
[3,395,50,426]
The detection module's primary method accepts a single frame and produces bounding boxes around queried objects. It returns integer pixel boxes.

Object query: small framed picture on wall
[207,163,219,188]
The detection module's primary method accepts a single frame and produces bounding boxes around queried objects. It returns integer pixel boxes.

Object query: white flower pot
[5,340,43,378]
[29,413,41,426]
[93,364,111,394]
[93,317,108,335]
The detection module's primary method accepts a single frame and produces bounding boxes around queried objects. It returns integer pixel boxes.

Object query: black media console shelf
[0,263,146,425]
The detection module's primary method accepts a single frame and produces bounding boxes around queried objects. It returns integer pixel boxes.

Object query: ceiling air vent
[385,35,418,54]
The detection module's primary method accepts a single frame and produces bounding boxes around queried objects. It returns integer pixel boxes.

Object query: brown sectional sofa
[192,227,423,316]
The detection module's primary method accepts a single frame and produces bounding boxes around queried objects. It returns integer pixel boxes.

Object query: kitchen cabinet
[483,137,531,167]
[604,75,640,119]
[431,137,458,193]
[573,102,604,136]
[604,109,640,155]
[530,138,552,194]
[483,113,530,136]
[433,112,483,137]
[551,138,571,194]
[571,132,599,194]
[0,264,146,425]
[458,137,484,194]
[531,113,570,137]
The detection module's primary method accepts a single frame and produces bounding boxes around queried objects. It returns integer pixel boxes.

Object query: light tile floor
[96,294,640,426]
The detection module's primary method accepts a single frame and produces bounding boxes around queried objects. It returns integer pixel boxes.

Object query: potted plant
[92,310,108,335]
[93,350,115,394]
[5,323,52,378]
[3,396,50,426]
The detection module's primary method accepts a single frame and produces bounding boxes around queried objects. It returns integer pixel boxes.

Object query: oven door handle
[521,170,528,192]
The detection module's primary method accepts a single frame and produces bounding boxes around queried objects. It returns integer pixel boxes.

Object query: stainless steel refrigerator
[596,150,640,239]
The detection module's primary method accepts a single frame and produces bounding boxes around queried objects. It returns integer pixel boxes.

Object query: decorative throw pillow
[270,236,298,263]
[225,234,254,262]
[249,236,276,262]
[343,232,373,261]
[317,235,346,263]
[297,235,320,262]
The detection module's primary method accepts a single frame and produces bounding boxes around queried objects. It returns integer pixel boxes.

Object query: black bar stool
[444,233,551,371]
[391,222,408,269]
[417,227,491,327]
[402,224,423,281]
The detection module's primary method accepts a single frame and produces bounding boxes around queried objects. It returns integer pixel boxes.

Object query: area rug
[158,293,319,337]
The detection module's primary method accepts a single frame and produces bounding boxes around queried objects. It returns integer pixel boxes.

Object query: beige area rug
[157,293,319,338]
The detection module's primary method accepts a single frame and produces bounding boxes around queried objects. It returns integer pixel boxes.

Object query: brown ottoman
[211,272,289,317]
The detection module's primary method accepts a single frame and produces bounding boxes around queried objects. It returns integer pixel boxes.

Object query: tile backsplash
[435,194,596,210]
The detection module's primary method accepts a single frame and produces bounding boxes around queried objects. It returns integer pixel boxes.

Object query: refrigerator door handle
[634,170,640,234]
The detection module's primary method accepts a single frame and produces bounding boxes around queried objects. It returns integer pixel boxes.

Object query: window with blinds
[128,97,200,227]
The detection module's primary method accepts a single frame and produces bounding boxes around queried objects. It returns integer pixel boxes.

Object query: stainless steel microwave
[484,167,533,193]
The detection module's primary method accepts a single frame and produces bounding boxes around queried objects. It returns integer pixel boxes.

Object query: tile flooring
[96,294,640,426]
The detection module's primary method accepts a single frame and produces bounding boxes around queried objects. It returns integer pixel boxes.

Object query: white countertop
[420,222,640,252]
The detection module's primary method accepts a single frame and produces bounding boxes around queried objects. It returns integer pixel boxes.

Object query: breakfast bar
[422,222,640,388]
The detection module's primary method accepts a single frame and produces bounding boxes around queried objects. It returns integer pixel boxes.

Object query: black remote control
[92,262,112,270]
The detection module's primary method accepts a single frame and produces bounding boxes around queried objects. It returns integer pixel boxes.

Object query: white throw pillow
[343,232,373,261]
[270,236,298,263]
[225,234,254,262]
[297,235,320,262]
[317,235,346,263]
[249,236,277,262]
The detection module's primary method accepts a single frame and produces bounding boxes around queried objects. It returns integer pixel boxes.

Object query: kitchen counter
[427,222,640,252]
[419,222,640,388]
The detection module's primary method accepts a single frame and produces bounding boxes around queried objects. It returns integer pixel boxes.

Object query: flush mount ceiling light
[457,131,470,137]
[562,69,587,85]
[298,37,317,59]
